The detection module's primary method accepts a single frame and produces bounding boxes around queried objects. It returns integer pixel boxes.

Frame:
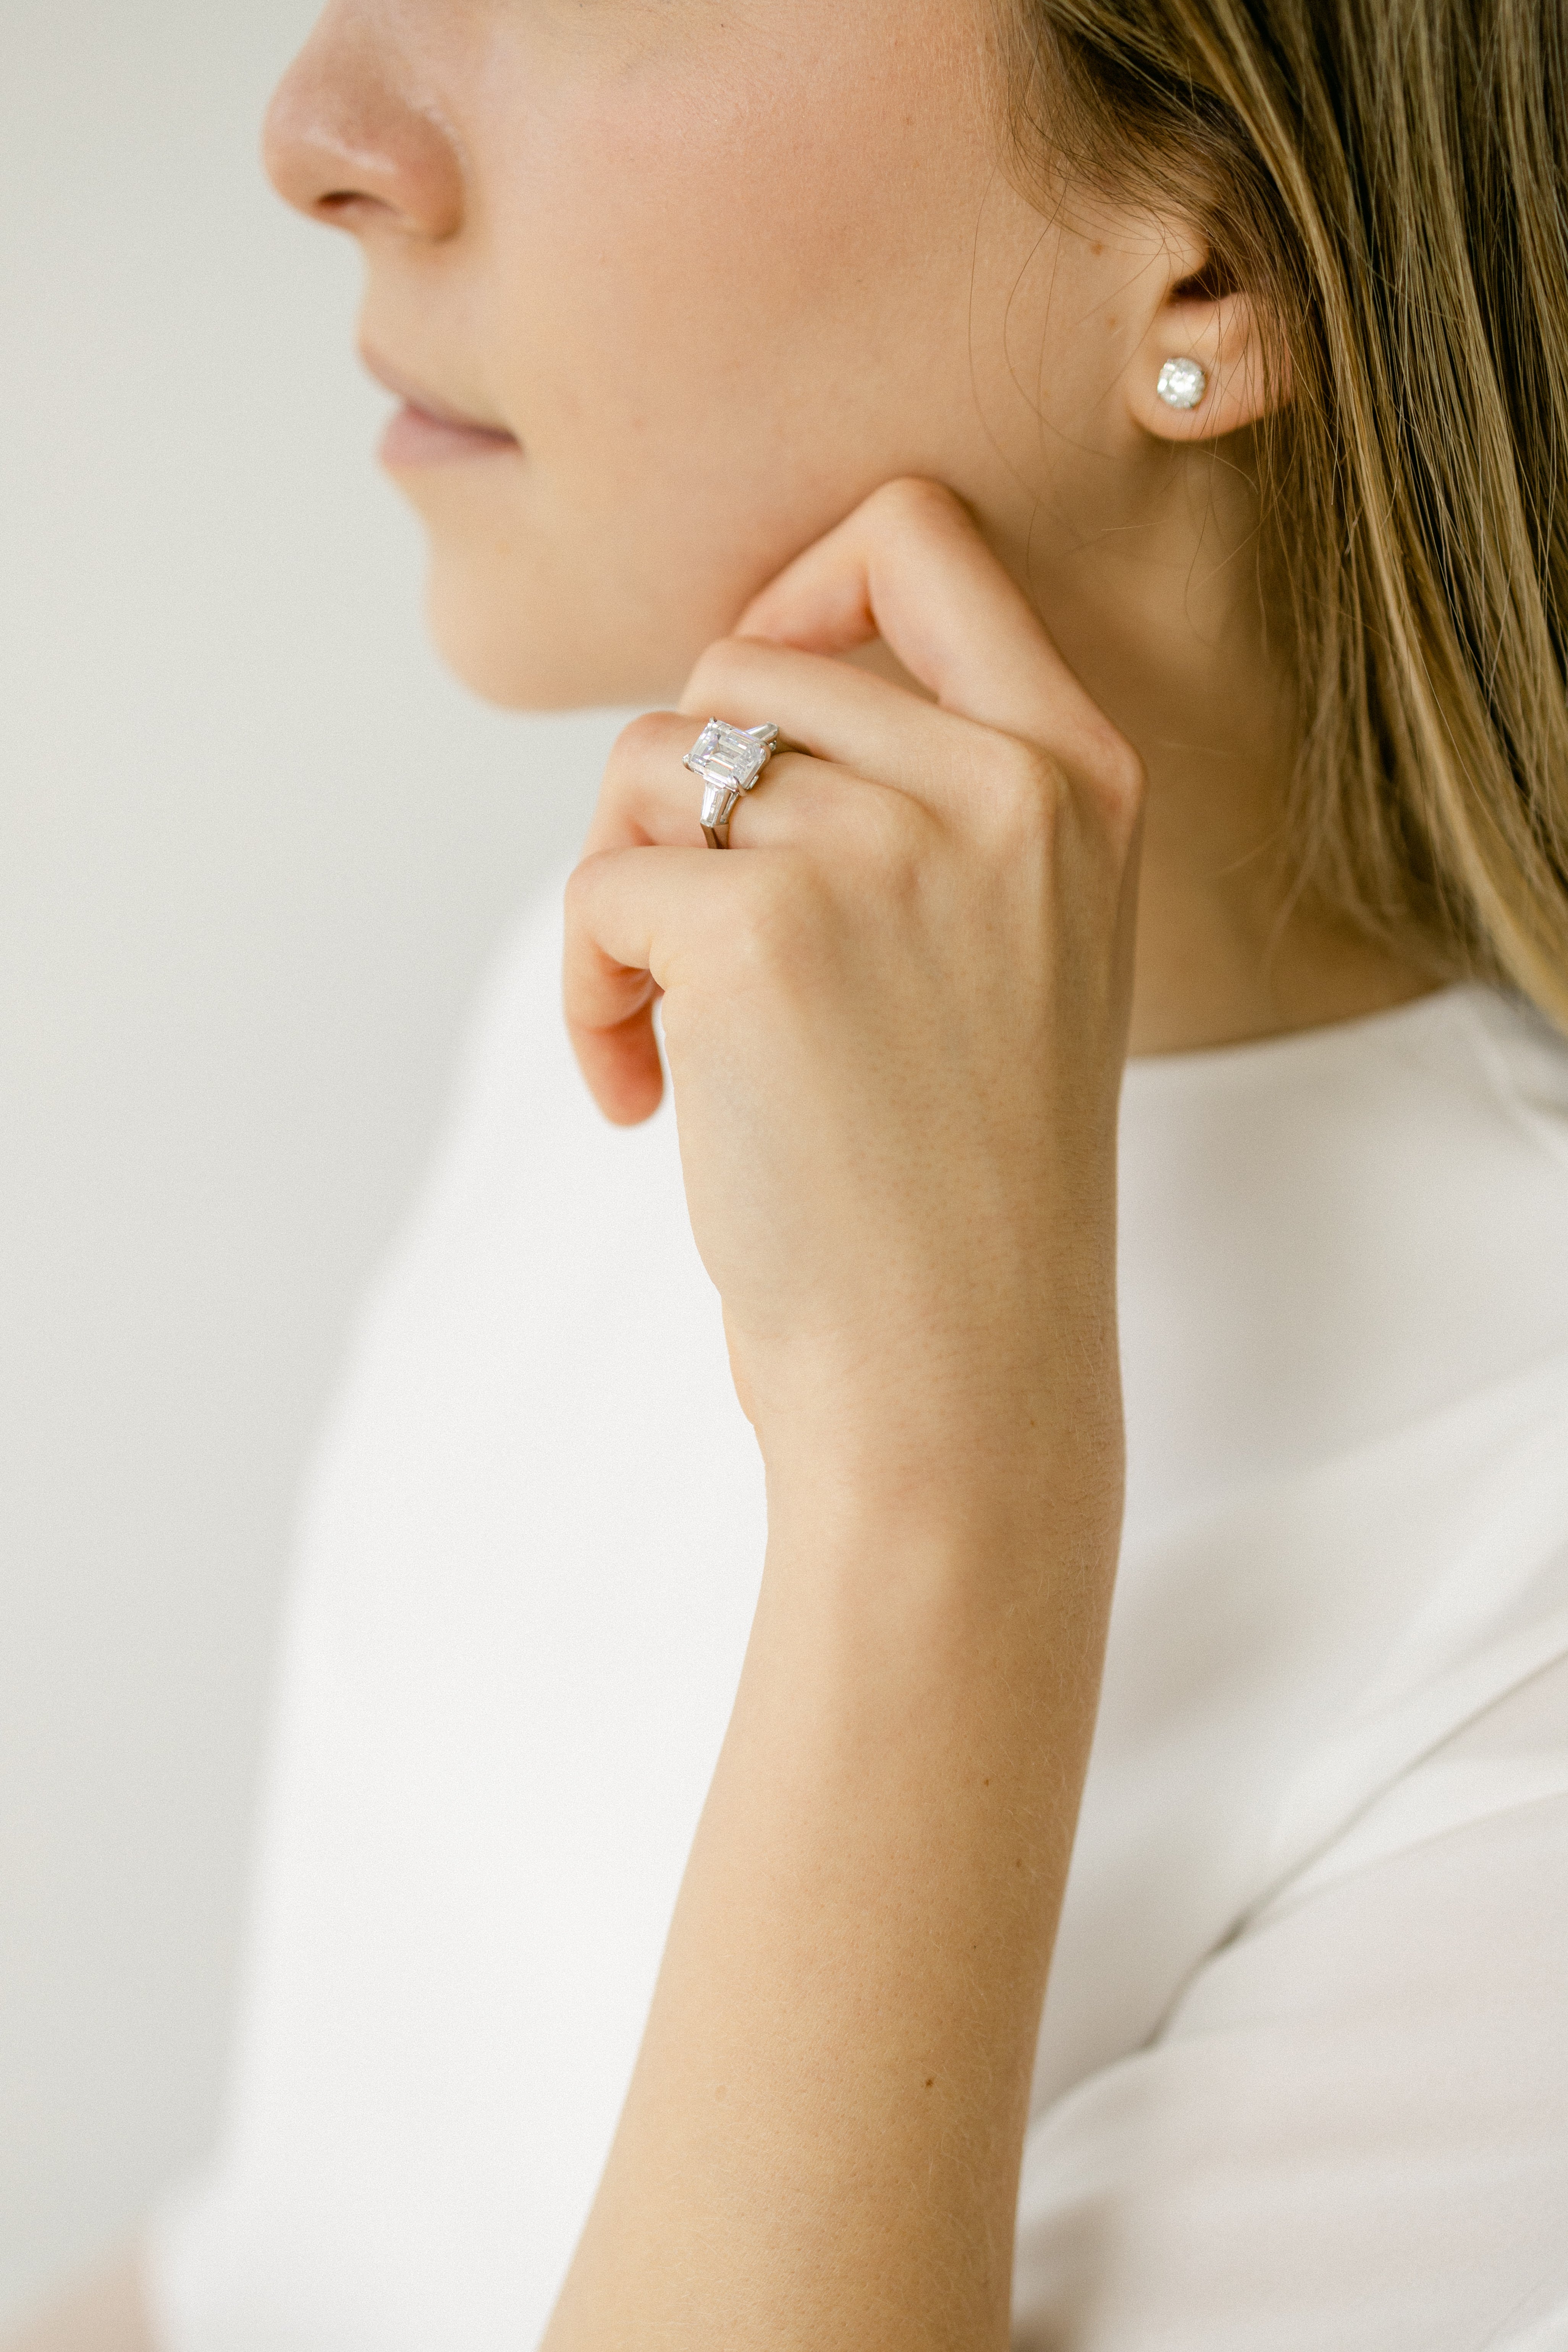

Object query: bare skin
[2,2256,151,2352]
[542,476,1140,2348]
[11,0,1430,2345]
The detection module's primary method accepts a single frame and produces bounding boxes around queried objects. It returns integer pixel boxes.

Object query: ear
[1129,274,1291,443]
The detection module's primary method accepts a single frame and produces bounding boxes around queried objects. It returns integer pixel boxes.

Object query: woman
[16,0,1568,2346]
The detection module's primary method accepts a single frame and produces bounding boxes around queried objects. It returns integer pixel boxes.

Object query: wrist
[747,1313,1119,1520]
[757,1384,1125,1608]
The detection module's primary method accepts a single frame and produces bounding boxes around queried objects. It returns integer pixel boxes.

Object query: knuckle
[609,708,674,771]
[1086,733,1148,840]
[972,725,1143,863]
[857,788,931,894]
[1006,735,1058,802]
[684,635,752,711]
[563,845,613,907]
[866,475,961,533]
[561,853,599,933]
[982,737,1061,845]
[1093,727,1146,808]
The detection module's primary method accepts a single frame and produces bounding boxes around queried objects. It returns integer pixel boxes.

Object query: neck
[1012,443,1433,1057]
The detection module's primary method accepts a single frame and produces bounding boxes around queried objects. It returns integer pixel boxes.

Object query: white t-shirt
[149,881,1568,2351]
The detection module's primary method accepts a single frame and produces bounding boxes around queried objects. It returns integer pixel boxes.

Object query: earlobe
[1133,288,1290,443]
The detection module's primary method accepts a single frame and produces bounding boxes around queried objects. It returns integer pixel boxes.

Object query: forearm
[542,1449,1121,2352]
[551,475,1140,2348]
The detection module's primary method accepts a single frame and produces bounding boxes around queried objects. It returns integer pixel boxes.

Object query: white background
[0,1,620,2314]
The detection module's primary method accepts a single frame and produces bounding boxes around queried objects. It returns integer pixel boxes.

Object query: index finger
[734,478,1124,768]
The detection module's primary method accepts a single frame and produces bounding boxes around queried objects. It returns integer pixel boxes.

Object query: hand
[555,480,1145,2352]
[565,478,1144,1518]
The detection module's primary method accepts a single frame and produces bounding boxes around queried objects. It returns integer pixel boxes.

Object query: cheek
[422,13,1001,706]
[503,92,946,505]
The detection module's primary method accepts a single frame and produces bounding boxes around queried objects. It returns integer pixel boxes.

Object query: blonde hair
[1003,0,1568,1025]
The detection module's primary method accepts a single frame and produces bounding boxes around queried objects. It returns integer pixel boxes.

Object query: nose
[262,3,464,241]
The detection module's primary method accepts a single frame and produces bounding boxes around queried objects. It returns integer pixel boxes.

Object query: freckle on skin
[925,2078,934,2089]
[715,2085,727,2102]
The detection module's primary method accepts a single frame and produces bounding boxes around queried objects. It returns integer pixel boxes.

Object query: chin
[409,467,816,714]
[413,450,825,714]
[421,551,679,712]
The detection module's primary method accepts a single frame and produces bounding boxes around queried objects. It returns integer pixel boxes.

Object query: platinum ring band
[683,719,782,849]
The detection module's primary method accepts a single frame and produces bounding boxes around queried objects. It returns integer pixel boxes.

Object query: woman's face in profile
[264,0,1161,711]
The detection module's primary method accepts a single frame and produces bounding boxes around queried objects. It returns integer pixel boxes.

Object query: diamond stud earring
[1156,356,1208,411]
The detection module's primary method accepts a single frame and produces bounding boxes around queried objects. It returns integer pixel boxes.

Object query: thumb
[734,477,1111,758]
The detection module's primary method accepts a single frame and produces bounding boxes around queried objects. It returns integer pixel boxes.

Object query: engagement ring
[684,719,781,848]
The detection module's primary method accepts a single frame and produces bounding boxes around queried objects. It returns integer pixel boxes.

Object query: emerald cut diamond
[683,719,779,795]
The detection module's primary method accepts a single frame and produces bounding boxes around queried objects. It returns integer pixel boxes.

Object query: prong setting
[1155,356,1207,411]
[685,720,783,848]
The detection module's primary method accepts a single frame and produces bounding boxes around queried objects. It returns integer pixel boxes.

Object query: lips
[360,347,520,467]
